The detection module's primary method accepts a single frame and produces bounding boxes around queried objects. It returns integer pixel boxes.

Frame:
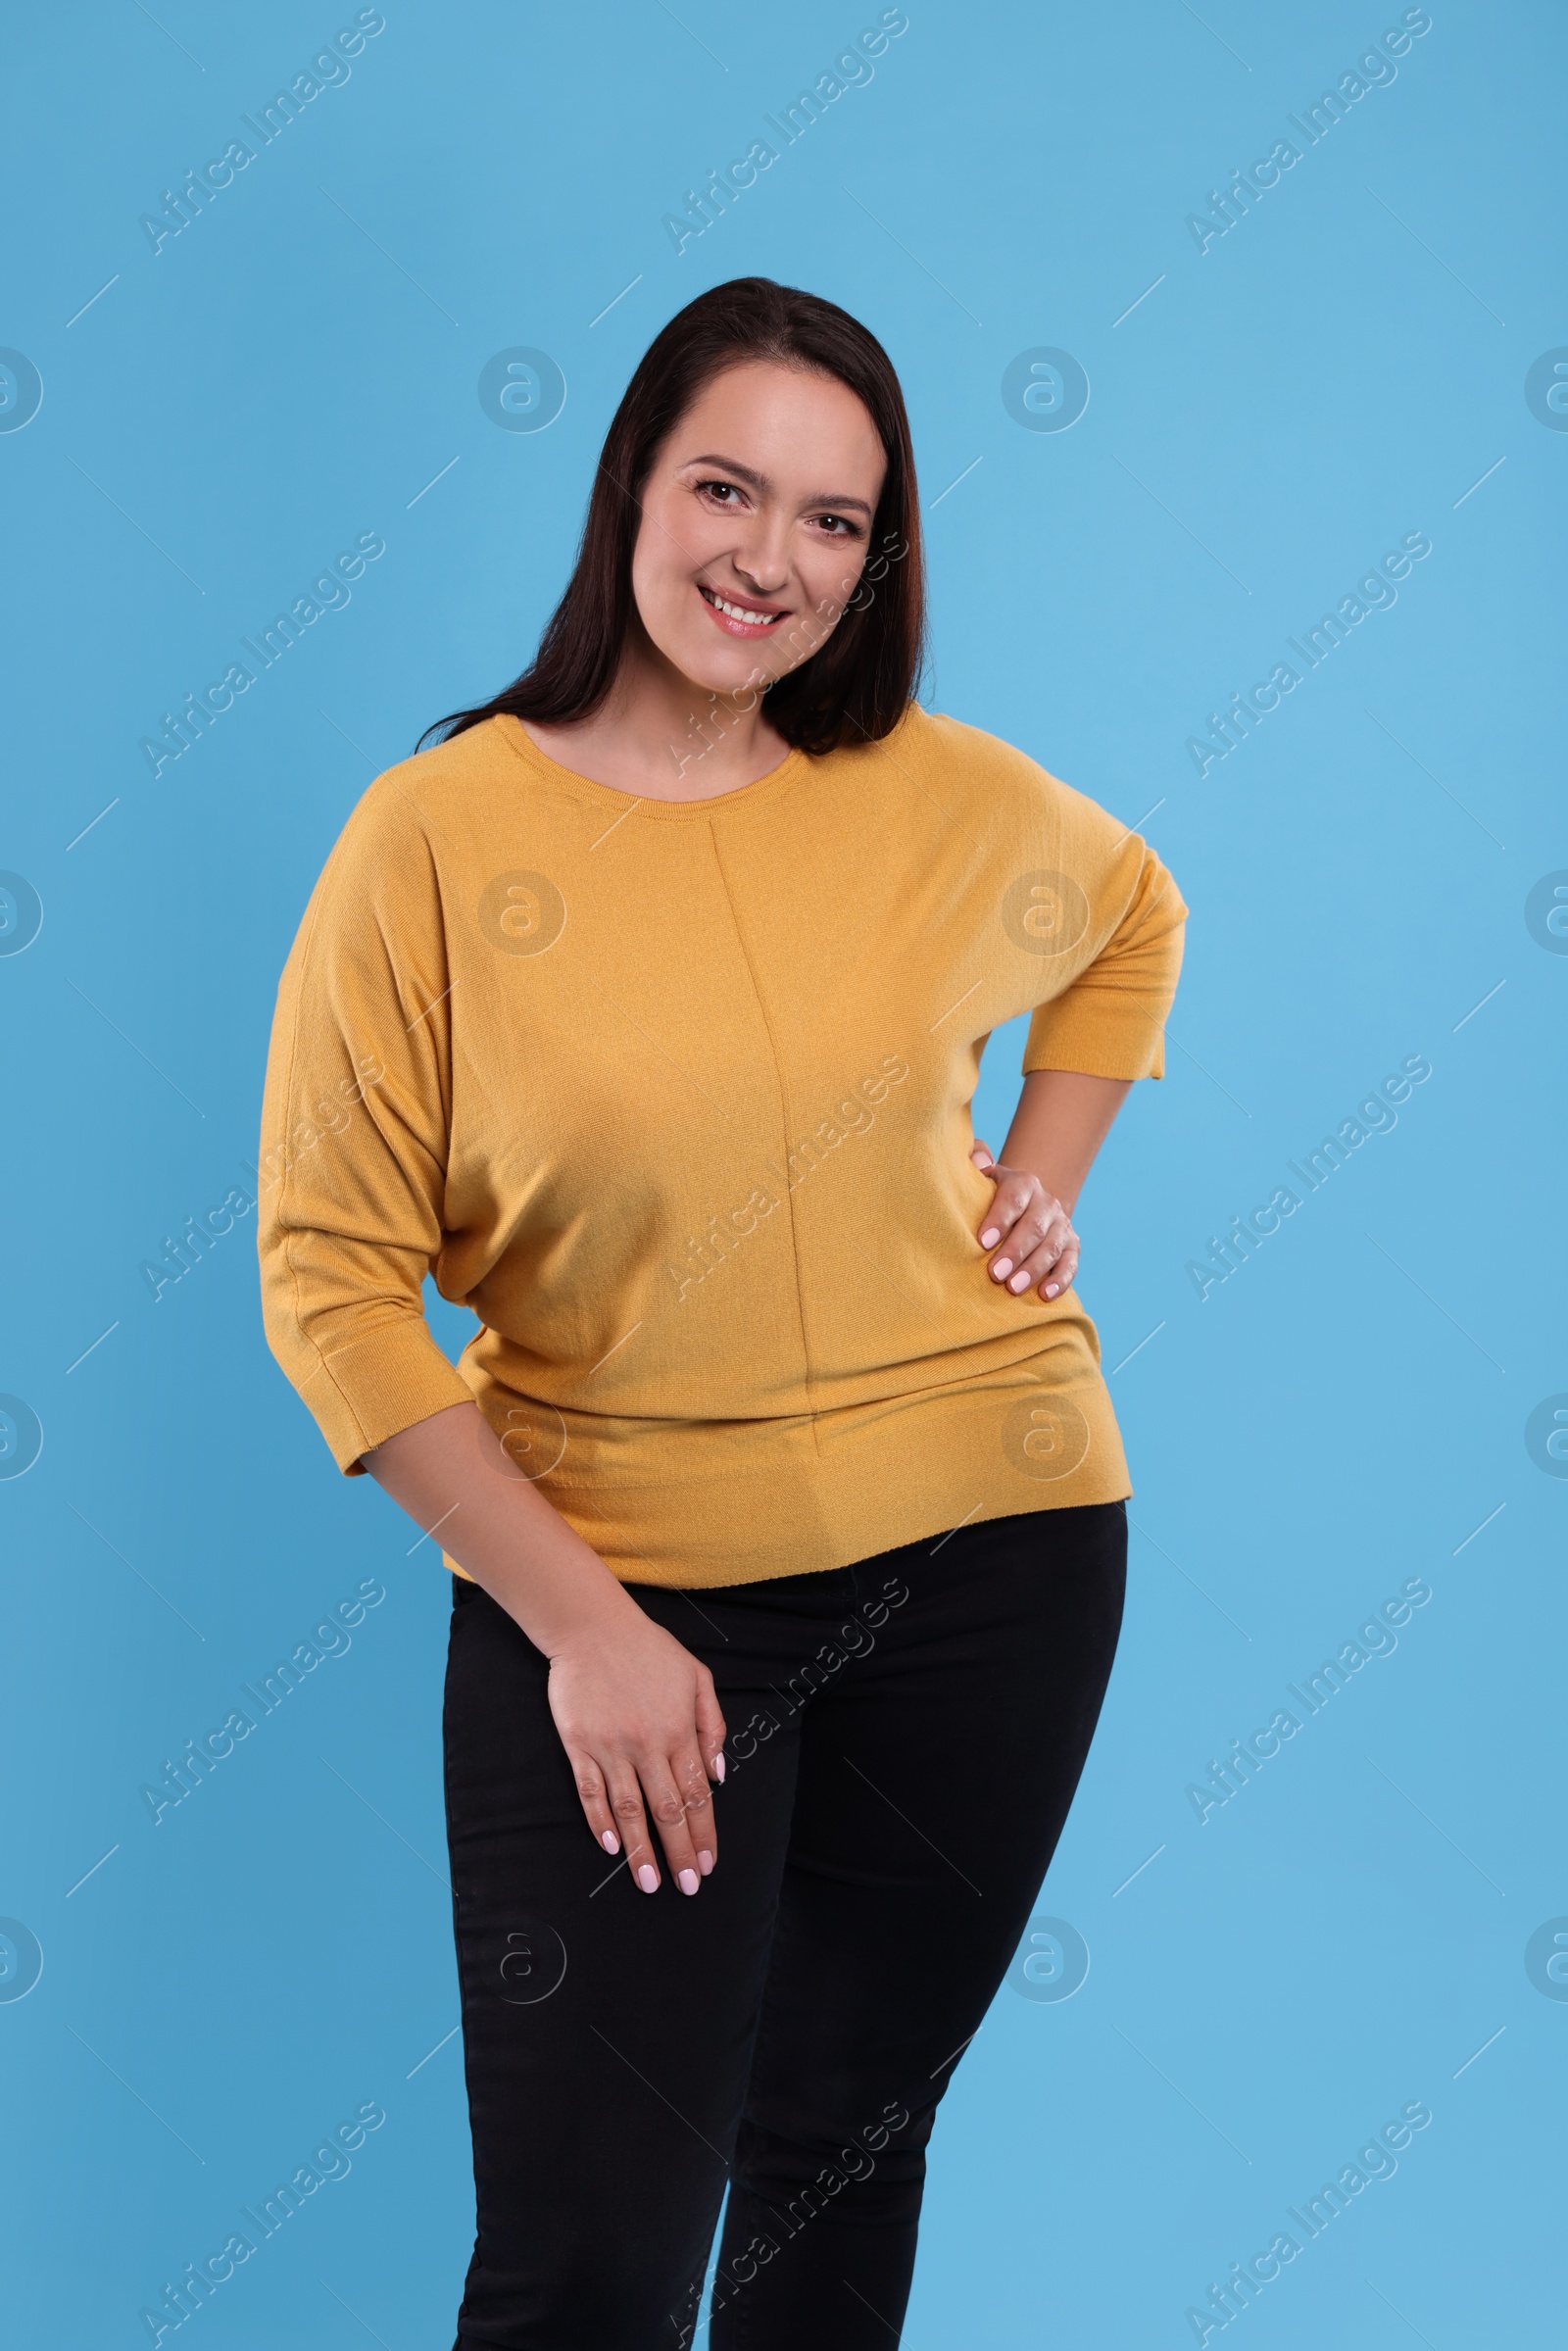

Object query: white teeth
[706,588,776,624]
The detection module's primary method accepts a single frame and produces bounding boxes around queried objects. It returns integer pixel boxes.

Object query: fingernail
[1044,1283,1059,1298]
[1009,1270,1030,1293]
[601,1830,620,1853]
[697,1848,714,1876]
[979,1227,1000,1247]
[992,1256,1012,1280]
[636,1865,659,1893]
[714,1753,726,1784]
[677,1869,700,1896]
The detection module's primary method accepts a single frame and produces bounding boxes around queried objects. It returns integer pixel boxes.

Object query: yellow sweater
[258,706,1185,1587]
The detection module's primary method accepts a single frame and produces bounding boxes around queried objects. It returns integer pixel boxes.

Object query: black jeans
[443,1499,1127,2350]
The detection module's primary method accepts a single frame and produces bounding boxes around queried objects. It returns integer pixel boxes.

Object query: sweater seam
[704,821,823,1456]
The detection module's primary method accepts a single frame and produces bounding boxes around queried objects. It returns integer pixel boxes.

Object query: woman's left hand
[970,1140,1079,1301]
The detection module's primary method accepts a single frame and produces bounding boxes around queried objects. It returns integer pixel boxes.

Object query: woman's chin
[664,643,783,701]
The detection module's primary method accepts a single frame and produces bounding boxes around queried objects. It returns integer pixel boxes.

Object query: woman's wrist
[508,1551,645,1662]
[365,1399,644,1656]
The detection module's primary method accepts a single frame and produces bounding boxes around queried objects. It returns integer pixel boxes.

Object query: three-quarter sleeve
[257,777,475,1474]
[1021,836,1187,1081]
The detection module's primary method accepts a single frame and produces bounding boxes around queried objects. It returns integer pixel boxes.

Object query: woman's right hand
[546,1608,727,1895]
[360,1398,727,1896]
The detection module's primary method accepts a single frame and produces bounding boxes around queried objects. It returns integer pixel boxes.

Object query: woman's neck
[520,631,791,803]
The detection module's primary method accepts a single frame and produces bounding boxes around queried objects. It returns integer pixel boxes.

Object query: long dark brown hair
[422,278,924,759]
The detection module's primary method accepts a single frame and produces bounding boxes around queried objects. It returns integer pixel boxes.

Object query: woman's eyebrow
[683,453,874,518]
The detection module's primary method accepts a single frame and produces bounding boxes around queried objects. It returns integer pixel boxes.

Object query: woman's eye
[700,480,741,503]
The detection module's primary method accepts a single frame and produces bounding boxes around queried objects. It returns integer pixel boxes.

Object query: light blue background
[1,3,1562,2343]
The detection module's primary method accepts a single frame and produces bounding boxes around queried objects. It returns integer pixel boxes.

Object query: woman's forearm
[367,1400,725,1890]
[362,1400,642,1654]
[999,1068,1133,1212]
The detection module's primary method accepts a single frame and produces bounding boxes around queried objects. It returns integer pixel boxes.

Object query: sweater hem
[441,1373,1132,1588]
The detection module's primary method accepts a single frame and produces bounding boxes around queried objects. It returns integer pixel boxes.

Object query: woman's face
[630,360,889,698]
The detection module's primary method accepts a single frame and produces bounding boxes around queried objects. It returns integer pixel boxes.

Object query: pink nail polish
[979,1227,1000,1247]
[714,1753,726,1784]
[992,1257,1012,1280]
[697,1848,714,1876]
[1009,1271,1030,1292]
[677,1869,700,1896]
[1045,1283,1059,1298]
[636,1865,659,1893]
[601,1830,620,1853]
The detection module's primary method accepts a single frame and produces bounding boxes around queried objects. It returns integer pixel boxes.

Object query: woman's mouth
[698,583,789,636]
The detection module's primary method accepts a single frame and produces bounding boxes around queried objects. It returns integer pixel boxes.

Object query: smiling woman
[258,276,1186,2348]
[423,278,922,768]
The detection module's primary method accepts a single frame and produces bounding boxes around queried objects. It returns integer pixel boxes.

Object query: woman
[258,276,1185,2349]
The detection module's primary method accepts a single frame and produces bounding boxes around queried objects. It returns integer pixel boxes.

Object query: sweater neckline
[493,714,810,821]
